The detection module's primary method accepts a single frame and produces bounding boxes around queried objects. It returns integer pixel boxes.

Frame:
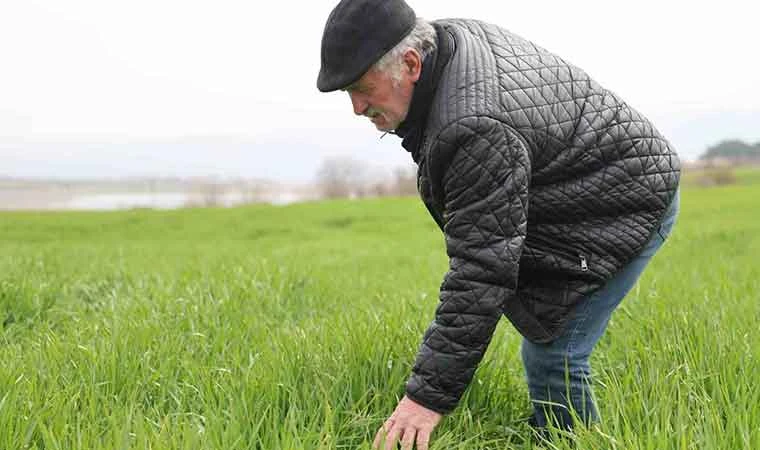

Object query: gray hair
[373,19,437,83]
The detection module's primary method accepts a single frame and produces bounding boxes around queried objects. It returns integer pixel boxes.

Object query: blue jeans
[522,191,680,429]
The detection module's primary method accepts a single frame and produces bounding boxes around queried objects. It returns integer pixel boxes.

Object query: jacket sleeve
[405,116,531,414]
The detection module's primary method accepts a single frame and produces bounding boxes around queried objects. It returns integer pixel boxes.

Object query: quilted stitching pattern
[406,20,680,414]
[406,117,530,413]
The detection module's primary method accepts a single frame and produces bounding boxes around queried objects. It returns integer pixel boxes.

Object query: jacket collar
[394,23,453,163]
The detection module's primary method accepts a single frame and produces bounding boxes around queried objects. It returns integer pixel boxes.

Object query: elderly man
[317,0,680,448]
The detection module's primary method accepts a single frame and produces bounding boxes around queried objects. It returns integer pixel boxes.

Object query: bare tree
[315,157,368,199]
[368,180,392,197]
[391,164,418,196]
[238,179,264,204]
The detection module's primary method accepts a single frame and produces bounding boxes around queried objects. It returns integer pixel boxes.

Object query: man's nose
[349,92,368,116]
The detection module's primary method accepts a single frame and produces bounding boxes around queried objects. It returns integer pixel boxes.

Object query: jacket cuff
[405,377,456,415]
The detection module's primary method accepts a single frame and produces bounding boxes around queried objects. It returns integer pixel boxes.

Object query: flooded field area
[0,179,314,211]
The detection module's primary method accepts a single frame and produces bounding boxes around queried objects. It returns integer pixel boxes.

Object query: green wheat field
[1,174,759,449]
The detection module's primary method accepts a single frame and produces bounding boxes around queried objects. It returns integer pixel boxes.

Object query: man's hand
[372,395,442,450]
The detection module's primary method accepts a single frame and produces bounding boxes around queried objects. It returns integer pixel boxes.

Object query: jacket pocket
[526,234,594,275]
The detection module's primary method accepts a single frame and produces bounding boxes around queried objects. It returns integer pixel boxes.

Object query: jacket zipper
[530,234,590,272]
[579,254,589,272]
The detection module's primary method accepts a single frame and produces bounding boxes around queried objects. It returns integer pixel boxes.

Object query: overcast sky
[1,0,759,182]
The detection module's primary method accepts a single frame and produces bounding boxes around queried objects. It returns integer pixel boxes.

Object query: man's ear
[402,49,423,83]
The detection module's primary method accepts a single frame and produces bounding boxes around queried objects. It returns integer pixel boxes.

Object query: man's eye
[356,84,371,93]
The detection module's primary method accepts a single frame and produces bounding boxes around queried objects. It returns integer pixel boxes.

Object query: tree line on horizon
[700,139,760,161]
[313,138,760,199]
[315,157,417,199]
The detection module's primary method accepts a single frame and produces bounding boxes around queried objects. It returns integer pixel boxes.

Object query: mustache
[365,108,382,118]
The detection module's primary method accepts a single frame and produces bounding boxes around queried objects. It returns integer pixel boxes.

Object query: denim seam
[564,296,593,358]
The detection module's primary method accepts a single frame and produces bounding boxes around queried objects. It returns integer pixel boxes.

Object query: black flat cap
[317,0,416,92]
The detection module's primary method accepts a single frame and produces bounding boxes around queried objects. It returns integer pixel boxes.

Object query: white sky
[1,0,759,181]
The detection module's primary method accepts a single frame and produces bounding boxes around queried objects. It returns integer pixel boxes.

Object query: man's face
[343,52,420,131]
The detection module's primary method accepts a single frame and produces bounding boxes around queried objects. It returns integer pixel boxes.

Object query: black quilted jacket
[400,19,681,414]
